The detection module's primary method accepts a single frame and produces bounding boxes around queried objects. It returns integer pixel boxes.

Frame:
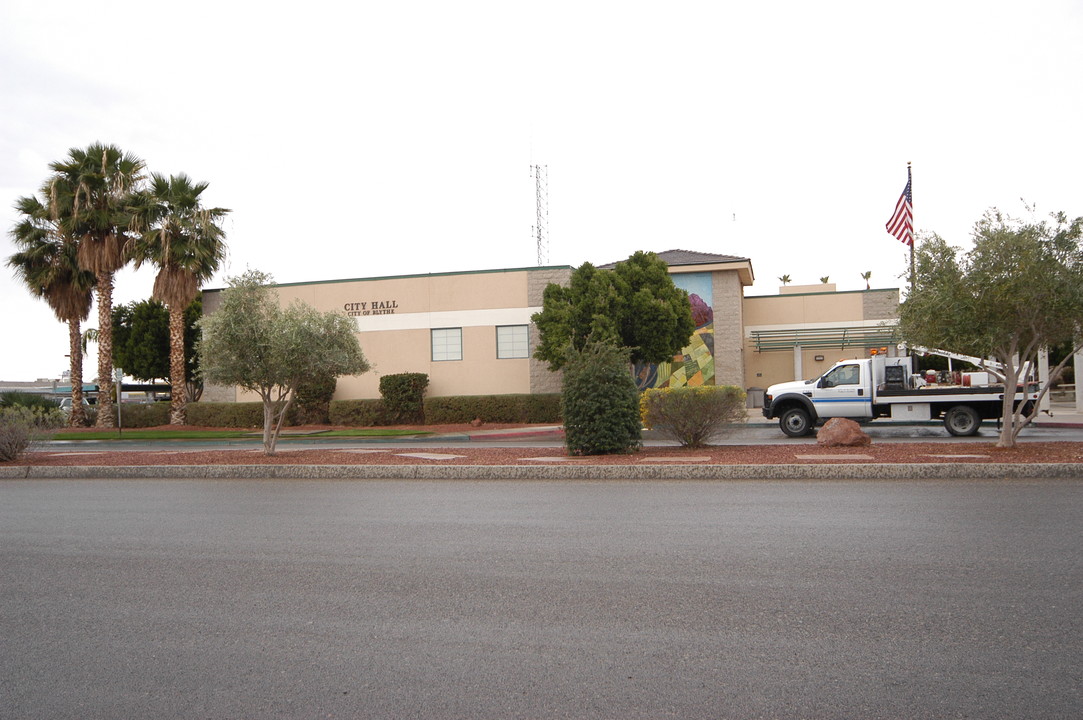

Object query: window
[431,328,462,361]
[821,364,860,388]
[496,325,530,359]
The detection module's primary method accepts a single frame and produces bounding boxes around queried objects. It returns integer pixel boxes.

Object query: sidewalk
[1034,400,1083,427]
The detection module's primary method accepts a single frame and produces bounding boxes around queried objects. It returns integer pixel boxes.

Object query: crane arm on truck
[901,345,1015,382]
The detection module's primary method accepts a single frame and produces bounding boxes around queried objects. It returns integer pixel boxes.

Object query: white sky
[2,0,1081,381]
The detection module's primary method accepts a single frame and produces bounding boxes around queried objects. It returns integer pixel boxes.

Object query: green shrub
[379,373,429,424]
[328,399,388,426]
[642,385,746,448]
[188,402,264,428]
[0,405,63,462]
[173,392,561,428]
[423,394,562,424]
[116,403,170,428]
[292,374,337,425]
[521,393,563,423]
[561,341,641,455]
[0,391,61,412]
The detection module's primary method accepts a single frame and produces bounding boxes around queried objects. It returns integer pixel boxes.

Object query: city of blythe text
[344,300,398,316]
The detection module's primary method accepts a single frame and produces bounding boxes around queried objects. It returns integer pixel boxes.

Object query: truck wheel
[780,407,813,437]
[944,405,981,436]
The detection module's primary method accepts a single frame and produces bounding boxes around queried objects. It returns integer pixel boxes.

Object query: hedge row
[188,402,265,428]
[328,399,387,426]
[329,394,562,425]
[105,393,563,429]
[115,403,169,428]
[423,394,561,424]
[97,402,263,429]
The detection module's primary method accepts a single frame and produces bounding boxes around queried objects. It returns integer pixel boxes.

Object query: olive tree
[898,208,1083,448]
[198,270,370,454]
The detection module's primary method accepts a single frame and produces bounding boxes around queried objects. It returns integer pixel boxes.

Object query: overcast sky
[3,1,1081,381]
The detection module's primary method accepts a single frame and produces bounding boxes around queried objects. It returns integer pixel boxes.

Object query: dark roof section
[597,249,751,269]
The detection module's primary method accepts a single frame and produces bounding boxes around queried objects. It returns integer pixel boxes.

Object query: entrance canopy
[751,324,899,352]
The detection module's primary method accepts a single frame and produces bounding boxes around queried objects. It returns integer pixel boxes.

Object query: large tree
[112,298,205,400]
[49,143,146,427]
[112,299,170,383]
[129,173,228,424]
[898,209,1083,447]
[197,270,370,454]
[7,188,97,427]
[531,251,695,370]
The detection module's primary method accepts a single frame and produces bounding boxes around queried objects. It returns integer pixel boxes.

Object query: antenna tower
[530,164,549,266]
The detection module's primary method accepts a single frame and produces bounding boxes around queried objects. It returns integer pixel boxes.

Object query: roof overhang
[668,260,755,286]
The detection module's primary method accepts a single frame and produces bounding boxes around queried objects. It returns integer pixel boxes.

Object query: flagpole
[908,161,915,294]
[886,162,916,295]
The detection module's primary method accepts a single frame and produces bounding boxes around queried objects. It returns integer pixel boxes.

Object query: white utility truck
[762,355,1038,437]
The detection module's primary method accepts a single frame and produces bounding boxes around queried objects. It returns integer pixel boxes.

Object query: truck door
[813,363,872,418]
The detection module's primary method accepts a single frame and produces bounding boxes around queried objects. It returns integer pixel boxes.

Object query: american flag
[886,166,913,246]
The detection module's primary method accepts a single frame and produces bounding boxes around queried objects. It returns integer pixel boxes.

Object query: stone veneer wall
[862,288,901,320]
[195,289,237,403]
[711,271,746,388]
[527,267,571,394]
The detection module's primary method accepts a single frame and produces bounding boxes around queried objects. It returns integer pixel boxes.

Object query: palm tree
[130,173,229,425]
[861,270,872,290]
[7,189,97,426]
[819,276,831,284]
[778,274,791,286]
[49,143,146,427]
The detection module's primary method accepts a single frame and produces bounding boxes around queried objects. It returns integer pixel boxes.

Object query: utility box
[890,403,931,421]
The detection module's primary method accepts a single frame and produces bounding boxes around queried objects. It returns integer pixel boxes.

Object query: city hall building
[201,250,900,404]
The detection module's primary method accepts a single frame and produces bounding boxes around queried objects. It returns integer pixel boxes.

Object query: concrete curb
[2,463,1081,481]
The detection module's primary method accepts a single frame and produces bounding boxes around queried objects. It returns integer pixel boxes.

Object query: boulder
[816,417,871,447]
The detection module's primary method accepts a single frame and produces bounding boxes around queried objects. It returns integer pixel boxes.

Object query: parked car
[58,397,91,416]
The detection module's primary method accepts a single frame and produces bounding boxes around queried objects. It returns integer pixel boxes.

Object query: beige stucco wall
[742,288,900,388]
[743,288,868,327]
[272,270,529,316]
[204,268,567,403]
[329,325,533,399]
[196,289,237,402]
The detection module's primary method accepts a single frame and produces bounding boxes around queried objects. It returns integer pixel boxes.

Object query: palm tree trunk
[94,271,116,428]
[68,319,87,427]
[168,303,188,425]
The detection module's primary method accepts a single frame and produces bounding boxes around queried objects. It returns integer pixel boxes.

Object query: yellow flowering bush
[641,385,746,447]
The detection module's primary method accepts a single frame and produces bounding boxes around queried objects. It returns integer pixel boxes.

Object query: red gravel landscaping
[8,423,1082,467]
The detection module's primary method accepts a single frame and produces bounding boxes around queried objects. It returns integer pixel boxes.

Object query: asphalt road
[2,478,1081,719]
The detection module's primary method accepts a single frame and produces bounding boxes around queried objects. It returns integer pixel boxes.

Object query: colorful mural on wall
[634,272,715,390]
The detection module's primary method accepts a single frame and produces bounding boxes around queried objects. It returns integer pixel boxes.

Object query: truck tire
[780,407,813,437]
[944,405,981,436]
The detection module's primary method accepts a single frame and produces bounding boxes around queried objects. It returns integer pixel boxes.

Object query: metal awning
[750,324,899,352]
